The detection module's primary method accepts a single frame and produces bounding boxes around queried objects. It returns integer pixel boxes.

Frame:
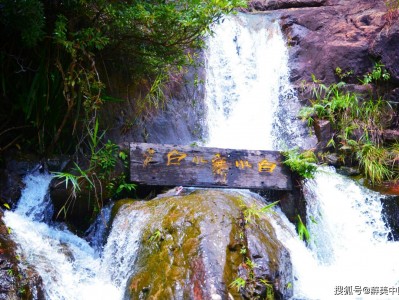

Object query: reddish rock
[371,17,399,83]
[246,0,325,11]
[277,0,388,85]
[314,119,333,149]
[383,129,399,142]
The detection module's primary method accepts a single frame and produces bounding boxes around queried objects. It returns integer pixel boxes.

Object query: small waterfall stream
[204,13,310,150]
[294,167,399,299]
[3,172,124,299]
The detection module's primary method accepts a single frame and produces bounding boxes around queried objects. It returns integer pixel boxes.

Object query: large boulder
[106,189,293,299]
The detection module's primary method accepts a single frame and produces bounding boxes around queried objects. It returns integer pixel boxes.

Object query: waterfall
[273,167,399,300]
[101,206,148,287]
[294,167,399,299]
[85,203,114,254]
[204,13,310,150]
[3,172,123,300]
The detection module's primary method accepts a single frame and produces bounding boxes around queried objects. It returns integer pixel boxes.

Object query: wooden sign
[130,142,292,190]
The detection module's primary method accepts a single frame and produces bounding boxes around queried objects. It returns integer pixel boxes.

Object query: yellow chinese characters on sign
[258,159,276,173]
[235,160,252,169]
[167,149,187,166]
[192,156,208,165]
[143,148,155,167]
[212,153,228,182]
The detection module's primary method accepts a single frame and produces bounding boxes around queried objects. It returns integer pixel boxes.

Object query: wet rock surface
[100,63,205,147]
[0,153,42,210]
[0,169,23,210]
[0,214,17,300]
[114,189,293,299]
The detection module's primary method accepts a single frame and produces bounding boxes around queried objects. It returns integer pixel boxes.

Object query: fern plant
[283,148,317,179]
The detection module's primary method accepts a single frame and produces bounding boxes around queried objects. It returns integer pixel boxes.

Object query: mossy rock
[110,189,293,299]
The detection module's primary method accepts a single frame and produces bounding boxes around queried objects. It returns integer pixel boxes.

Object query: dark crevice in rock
[381,196,399,241]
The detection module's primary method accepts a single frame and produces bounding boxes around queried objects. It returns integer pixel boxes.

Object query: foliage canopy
[0,0,246,154]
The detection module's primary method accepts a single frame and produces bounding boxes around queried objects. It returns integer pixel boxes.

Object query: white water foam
[270,167,399,300]
[3,173,123,300]
[14,172,54,221]
[204,13,309,150]
[101,206,148,287]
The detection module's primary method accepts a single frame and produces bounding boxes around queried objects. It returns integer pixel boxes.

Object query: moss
[223,219,245,299]
[119,189,292,299]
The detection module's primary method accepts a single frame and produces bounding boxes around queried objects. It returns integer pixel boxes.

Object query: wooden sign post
[130,142,292,190]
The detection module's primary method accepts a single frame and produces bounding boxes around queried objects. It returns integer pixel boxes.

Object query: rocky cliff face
[247,0,399,88]
[100,65,205,147]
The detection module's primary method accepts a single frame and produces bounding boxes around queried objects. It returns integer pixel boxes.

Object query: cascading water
[271,167,399,300]
[295,167,399,299]
[3,172,123,300]
[204,13,311,150]
[204,12,399,300]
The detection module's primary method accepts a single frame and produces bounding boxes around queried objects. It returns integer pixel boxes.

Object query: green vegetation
[0,0,245,154]
[361,61,391,85]
[297,215,311,243]
[52,130,135,218]
[241,201,279,223]
[260,279,275,300]
[230,277,246,291]
[299,61,399,185]
[283,148,318,179]
[149,229,162,243]
[385,0,399,22]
